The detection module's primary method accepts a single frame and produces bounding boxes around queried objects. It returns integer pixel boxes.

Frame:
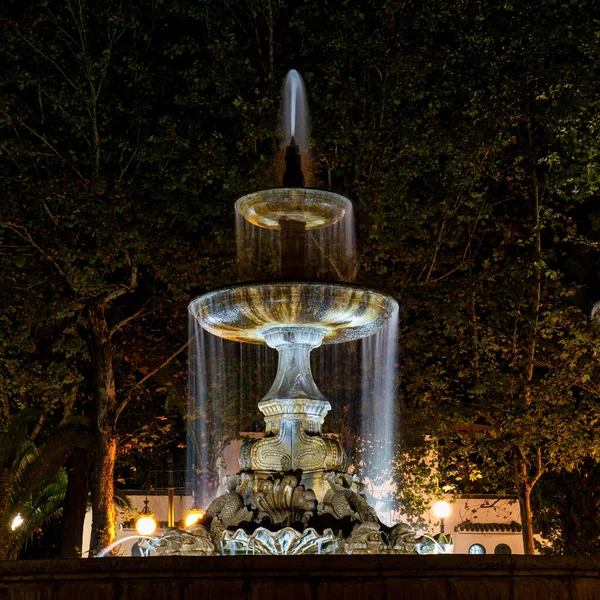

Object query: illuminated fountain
[156,71,418,556]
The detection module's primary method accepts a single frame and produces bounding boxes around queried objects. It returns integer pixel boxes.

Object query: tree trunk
[61,447,91,558]
[91,429,117,554]
[516,121,542,557]
[88,307,118,555]
[519,477,536,555]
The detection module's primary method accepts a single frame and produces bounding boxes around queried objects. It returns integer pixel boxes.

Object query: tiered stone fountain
[155,75,418,556]
[154,144,419,557]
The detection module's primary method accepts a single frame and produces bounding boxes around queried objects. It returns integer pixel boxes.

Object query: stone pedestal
[238,325,347,502]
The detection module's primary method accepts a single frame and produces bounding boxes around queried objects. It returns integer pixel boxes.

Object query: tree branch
[531,446,545,488]
[0,109,87,182]
[516,445,545,488]
[100,263,138,308]
[10,25,79,91]
[309,236,344,280]
[420,217,447,283]
[6,223,68,280]
[109,301,153,339]
[115,337,194,422]
[99,287,128,307]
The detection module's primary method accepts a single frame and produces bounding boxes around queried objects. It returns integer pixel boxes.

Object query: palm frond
[6,470,68,547]
[0,411,87,544]
[0,410,36,470]
[8,427,85,510]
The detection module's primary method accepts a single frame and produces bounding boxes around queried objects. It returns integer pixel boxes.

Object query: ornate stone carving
[389,522,419,554]
[344,522,385,554]
[205,475,254,541]
[237,326,348,477]
[250,474,316,525]
[221,526,343,555]
[240,411,347,475]
[155,526,215,556]
[321,471,379,523]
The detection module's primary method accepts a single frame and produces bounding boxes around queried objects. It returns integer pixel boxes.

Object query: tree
[0,0,281,552]
[290,0,600,553]
[534,462,600,555]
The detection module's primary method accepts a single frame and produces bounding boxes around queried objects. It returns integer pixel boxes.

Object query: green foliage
[534,462,600,555]
[0,410,86,560]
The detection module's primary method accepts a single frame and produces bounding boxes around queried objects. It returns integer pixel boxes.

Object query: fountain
[158,71,419,556]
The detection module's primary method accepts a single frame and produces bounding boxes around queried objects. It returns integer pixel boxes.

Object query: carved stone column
[239,326,347,499]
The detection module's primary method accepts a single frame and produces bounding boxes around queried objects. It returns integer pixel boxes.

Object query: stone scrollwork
[239,399,347,474]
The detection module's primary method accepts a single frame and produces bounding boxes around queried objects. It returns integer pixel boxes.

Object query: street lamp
[185,508,205,529]
[432,500,451,534]
[135,498,157,536]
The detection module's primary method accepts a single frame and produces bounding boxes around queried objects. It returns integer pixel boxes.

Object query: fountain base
[155,469,421,556]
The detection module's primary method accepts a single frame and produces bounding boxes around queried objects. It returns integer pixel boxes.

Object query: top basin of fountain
[189,282,398,344]
[235,188,351,230]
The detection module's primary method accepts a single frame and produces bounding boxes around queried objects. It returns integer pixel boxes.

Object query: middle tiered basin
[235,188,351,230]
[189,282,398,344]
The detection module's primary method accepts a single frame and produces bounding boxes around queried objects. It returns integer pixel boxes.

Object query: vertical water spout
[282,70,309,153]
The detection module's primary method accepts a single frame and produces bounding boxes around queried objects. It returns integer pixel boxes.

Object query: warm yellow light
[136,515,157,536]
[185,509,205,528]
[11,513,24,531]
[432,500,451,519]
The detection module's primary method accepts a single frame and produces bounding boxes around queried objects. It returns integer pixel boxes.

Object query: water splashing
[95,535,158,558]
[282,70,309,151]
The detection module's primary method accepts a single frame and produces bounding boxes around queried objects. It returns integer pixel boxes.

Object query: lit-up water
[282,69,309,150]
[235,189,356,282]
[95,535,157,558]
[187,315,274,508]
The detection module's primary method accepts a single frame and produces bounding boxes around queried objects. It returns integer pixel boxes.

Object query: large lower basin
[235,188,351,230]
[189,282,398,344]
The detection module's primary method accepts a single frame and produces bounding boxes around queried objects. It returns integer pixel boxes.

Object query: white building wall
[428,496,525,555]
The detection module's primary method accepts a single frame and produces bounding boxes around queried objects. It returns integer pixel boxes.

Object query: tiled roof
[454,521,522,533]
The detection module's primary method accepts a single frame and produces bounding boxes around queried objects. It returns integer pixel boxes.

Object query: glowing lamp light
[185,509,205,529]
[432,500,451,520]
[135,498,157,536]
[136,515,157,536]
[11,513,24,531]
